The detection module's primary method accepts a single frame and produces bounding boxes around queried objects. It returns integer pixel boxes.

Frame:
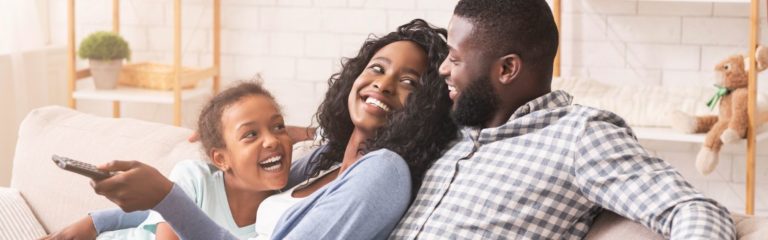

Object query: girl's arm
[41,215,97,240]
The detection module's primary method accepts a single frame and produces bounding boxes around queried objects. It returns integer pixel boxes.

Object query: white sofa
[0,106,765,239]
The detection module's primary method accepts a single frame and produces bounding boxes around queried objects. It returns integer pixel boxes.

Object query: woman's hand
[187,132,200,142]
[40,215,97,240]
[92,160,173,212]
[287,126,317,143]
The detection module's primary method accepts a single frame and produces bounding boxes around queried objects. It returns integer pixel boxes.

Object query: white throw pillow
[553,77,718,127]
[0,188,46,239]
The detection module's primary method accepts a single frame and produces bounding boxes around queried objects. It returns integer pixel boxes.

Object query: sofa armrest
[732,213,768,240]
[0,187,47,239]
[586,210,768,240]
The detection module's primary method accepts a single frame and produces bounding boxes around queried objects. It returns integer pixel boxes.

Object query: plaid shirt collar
[464,90,573,145]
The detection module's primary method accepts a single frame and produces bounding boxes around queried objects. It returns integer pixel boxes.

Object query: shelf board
[73,85,210,104]
[634,125,768,143]
[183,66,218,83]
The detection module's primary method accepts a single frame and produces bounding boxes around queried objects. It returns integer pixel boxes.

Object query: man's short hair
[455,0,559,71]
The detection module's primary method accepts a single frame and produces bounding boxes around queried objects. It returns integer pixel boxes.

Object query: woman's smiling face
[347,40,427,134]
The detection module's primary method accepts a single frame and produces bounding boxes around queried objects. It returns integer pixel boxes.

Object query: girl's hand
[92,160,173,212]
[41,215,97,240]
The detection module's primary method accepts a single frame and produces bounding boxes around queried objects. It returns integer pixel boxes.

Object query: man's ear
[497,54,522,85]
[211,149,229,171]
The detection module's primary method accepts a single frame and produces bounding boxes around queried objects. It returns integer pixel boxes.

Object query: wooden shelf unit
[551,0,762,215]
[67,0,221,126]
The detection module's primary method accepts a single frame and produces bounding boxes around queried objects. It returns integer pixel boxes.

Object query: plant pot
[89,59,123,89]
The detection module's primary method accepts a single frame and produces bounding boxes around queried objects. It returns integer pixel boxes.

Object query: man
[390,0,735,239]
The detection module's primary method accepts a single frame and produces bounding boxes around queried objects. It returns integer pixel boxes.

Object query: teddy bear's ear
[742,46,768,72]
[755,46,768,71]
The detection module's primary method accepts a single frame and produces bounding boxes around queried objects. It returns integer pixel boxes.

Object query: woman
[53,19,457,240]
[264,18,457,239]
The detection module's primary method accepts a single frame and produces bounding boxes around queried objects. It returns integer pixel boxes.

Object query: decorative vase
[89,59,123,89]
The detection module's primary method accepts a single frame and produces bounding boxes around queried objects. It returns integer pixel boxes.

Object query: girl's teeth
[259,156,282,171]
[448,85,456,92]
[365,97,390,112]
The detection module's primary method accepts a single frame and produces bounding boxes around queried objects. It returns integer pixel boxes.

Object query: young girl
[47,81,294,240]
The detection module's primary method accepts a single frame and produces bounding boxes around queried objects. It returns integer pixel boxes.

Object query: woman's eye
[401,79,417,87]
[369,65,384,73]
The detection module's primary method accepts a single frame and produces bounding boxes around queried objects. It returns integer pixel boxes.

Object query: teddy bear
[670,46,768,175]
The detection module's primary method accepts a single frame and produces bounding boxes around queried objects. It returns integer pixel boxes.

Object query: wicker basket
[118,62,201,90]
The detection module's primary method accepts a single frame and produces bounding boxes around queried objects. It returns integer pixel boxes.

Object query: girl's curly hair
[198,81,277,159]
[312,19,459,192]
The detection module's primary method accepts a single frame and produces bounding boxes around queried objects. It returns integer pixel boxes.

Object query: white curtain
[0,0,52,186]
[1,0,49,122]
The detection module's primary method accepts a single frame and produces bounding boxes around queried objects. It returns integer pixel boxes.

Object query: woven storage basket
[118,62,200,90]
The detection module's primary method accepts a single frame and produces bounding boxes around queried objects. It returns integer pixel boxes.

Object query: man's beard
[450,75,499,128]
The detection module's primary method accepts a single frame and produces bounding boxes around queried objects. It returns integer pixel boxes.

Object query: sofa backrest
[11,106,203,233]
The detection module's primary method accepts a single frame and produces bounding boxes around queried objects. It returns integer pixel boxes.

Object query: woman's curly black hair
[312,19,459,192]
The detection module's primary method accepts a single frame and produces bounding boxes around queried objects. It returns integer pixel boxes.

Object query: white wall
[42,0,767,215]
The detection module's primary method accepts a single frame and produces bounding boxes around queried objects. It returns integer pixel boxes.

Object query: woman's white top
[252,164,341,240]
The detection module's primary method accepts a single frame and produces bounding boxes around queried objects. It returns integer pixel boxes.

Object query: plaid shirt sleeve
[572,116,736,240]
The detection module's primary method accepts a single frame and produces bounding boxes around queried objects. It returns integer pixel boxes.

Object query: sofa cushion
[11,106,203,233]
[0,187,47,239]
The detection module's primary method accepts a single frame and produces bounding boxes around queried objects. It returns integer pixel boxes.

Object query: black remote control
[52,155,114,180]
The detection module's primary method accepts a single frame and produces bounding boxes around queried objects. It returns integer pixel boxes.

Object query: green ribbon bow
[706,85,731,110]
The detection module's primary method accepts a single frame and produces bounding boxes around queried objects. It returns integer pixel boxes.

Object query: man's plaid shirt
[390,90,735,239]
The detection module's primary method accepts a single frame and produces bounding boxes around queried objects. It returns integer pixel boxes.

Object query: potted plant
[78,31,131,89]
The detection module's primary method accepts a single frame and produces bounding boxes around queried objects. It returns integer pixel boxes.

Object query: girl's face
[212,95,293,191]
[347,40,428,134]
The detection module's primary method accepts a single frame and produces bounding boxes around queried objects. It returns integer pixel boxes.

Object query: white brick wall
[607,16,682,43]
[638,1,712,16]
[683,18,749,45]
[49,0,768,215]
[626,43,699,70]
